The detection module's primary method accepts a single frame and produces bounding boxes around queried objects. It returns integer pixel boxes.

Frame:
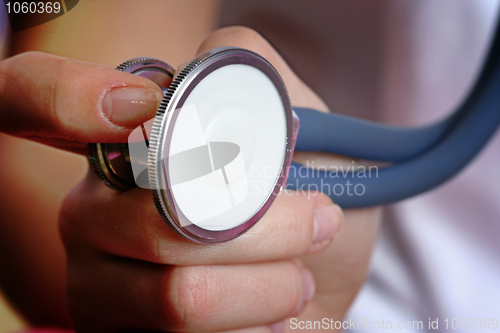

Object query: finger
[67,257,313,332]
[196,26,329,112]
[0,52,164,152]
[60,172,343,266]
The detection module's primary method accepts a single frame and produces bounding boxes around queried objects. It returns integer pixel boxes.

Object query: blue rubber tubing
[287,22,500,208]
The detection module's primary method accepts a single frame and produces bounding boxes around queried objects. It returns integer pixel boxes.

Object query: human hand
[59,27,380,332]
[0,27,380,332]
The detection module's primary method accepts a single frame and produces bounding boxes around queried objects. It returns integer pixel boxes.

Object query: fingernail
[294,268,315,316]
[312,204,343,245]
[270,321,286,333]
[102,87,163,127]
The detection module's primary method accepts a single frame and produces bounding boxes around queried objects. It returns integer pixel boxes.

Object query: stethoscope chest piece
[89,48,297,243]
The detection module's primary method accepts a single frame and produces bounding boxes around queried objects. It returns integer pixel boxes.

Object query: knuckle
[48,57,75,132]
[162,266,213,330]
[155,241,184,265]
[12,51,50,63]
[268,261,306,316]
[261,215,310,257]
[200,26,271,55]
[287,209,314,253]
[42,55,98,138]
[267,196,315,256]
[132,193,185,265]
[289,265,305,311]
[218,26,265,43]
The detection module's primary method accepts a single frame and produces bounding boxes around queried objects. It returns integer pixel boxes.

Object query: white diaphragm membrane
[166,64,287,231]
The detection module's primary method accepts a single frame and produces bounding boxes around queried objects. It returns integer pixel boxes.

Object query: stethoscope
[88,24,500,243]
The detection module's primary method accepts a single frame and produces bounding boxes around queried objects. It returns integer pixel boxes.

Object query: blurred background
[0,0,499,331]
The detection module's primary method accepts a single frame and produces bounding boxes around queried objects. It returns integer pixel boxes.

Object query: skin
[0,25,381,332]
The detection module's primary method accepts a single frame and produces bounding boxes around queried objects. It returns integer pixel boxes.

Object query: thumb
[0,52,164,153]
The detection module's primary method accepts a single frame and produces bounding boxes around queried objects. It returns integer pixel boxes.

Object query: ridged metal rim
[116,57,175,74]
[87,58,174,191]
